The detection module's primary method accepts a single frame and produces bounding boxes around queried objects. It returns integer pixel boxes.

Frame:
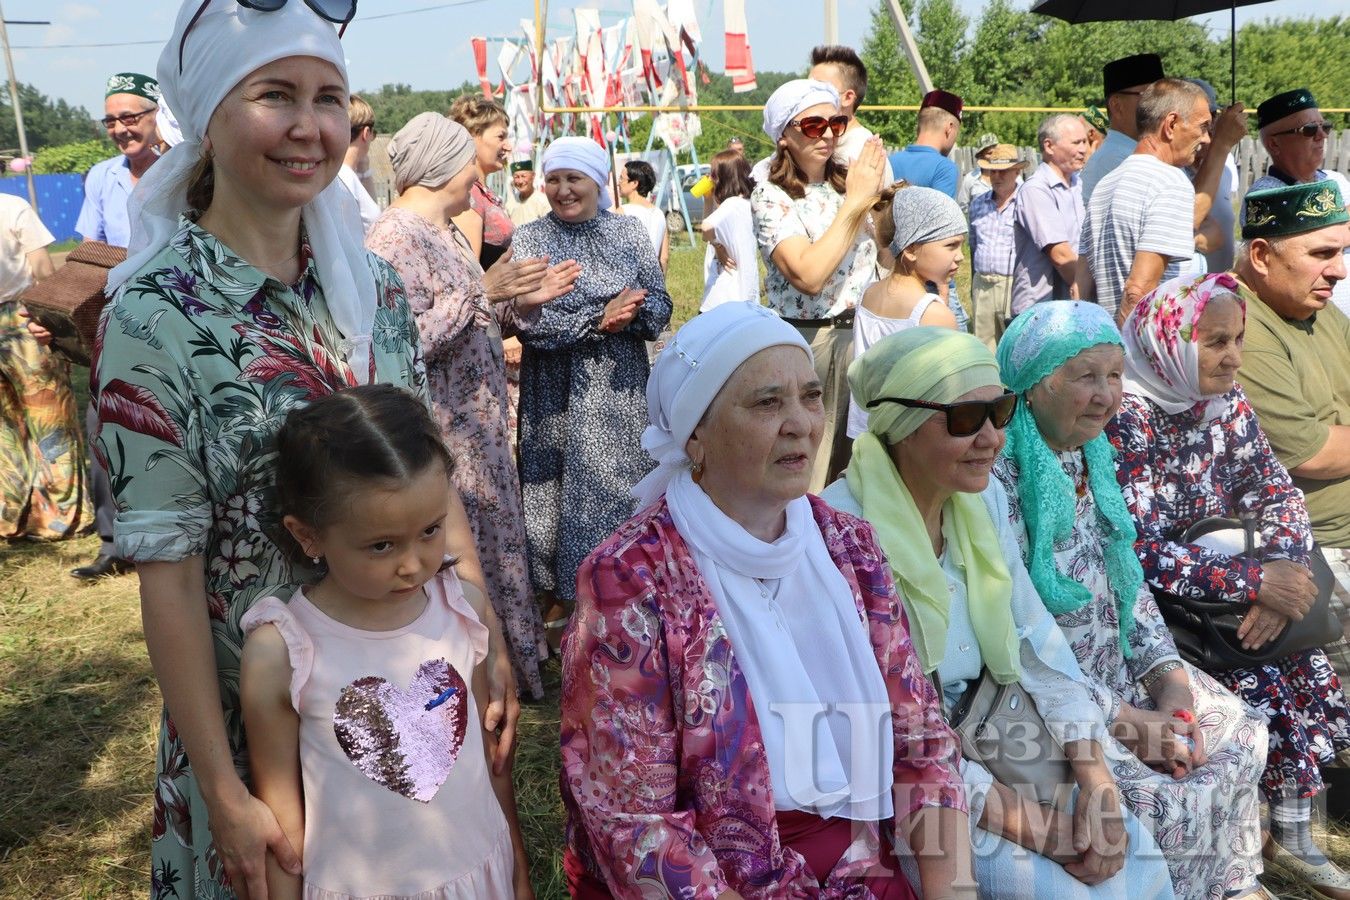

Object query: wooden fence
[952,131,1350,198]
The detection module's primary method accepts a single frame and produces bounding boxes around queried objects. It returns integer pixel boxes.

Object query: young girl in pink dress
[240,385,533,900]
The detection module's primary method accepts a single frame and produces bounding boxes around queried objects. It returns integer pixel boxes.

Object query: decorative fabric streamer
[631,302,810,508]
[723,0,756,93]
[761,79,840,143]
[996,301,1142,655]
[387,113,475,195]
[889,186,967,257]
[1122,272,1245,421]
[107,0,376,383]
[540,136,615,210]
[844,326,1019,681]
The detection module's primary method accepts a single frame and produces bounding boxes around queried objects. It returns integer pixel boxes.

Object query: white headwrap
[761,78,840,143]
[540,136,613,210]
[631,302,812,508]
[108,0,376,383]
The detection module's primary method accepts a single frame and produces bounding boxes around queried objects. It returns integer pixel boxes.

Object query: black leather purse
[1152,515,1344,671]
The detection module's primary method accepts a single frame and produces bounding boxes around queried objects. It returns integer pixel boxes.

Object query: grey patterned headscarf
[388,113,475,195]
[890,186,967,256]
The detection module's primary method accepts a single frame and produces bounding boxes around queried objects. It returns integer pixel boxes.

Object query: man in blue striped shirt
[967,144,1026,348]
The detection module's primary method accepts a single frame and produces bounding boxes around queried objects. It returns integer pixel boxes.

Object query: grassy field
[1,242,1342,898]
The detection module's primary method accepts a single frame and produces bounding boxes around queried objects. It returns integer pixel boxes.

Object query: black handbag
[1152,515,1344,671]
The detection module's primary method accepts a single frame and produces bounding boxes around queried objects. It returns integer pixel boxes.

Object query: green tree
[860,0,971,147]
[358,82,476,134]
[1236,17,1349,127]
[0,82,99,152]
[32,138,117,175]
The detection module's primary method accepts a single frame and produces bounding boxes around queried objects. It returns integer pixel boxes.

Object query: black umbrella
[1031,0,1278,103]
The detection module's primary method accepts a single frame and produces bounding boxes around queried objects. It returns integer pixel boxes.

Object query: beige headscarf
[388,112,475,195]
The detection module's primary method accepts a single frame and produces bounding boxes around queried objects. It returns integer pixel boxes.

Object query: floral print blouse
[560,495,965,900]
[1108,386,1312,605]
[751,180,878,320]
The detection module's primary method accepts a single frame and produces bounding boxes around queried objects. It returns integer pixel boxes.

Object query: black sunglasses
[179,0,358,74]
[101,109,156,130]
[788,114,849,140]
[866,390,1018,437]
[1271,121,1333,139]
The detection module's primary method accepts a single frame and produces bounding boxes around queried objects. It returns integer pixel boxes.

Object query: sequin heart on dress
[333,658,468,803]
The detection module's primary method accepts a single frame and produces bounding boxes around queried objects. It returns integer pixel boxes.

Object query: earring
[310,555,322,566]
[691,460,705,483]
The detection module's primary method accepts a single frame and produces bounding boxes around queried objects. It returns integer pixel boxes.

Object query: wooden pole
[884,0,933,95]
[534,0,548,158]
[0,2,38,213]
[824,0,838,45]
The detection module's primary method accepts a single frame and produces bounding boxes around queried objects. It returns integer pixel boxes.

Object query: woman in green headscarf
[992,301,1269,900]
[821,326,1174,900]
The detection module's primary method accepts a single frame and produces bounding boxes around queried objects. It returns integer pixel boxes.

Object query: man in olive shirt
[1233,179,1350,678]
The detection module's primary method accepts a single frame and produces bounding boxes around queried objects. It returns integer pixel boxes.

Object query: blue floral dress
[92,216,426,900]
[1109,387,1350,802]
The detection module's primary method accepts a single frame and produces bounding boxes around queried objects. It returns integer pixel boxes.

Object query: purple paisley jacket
[560,495,966,899]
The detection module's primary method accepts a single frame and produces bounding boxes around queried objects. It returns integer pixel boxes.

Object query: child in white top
[700,149,762,311]
[240,385,532,900]
[847,186,965,437]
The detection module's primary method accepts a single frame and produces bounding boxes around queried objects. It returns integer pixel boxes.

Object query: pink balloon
[605,130,618,143]
[9,157,28,173]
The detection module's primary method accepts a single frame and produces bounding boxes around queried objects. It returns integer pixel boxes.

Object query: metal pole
[1230,4,1237,105]
[824,0,838,44]
[884,0,934,95]
[534,0,548,159]
[0,3,37,212]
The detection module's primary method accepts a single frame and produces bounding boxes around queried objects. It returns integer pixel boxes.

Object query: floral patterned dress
[995,453,1269,900]
[1109,388,1350,801]
[505,210,671,604]
[93,217,425,900]
[560,495,966,899]
[366,207,545,699]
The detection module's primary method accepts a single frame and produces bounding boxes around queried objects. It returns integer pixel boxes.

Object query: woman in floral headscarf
[993,300,1270,900]
[1108,273,1350,897]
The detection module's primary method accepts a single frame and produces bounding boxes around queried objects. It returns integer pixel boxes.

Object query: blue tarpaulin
[0,173,85,243]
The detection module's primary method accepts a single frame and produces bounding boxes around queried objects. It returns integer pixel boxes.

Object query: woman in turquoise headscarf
[993,301,1270,900]
[822,326,1174,900]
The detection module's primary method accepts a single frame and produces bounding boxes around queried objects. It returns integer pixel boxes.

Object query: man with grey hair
[1011,113,1088,312]
[1076,78,1239,321]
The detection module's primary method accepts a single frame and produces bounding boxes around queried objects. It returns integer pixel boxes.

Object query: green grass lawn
[0,242,1339,898]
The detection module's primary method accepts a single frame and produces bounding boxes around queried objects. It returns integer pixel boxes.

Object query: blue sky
[9,0,1338,118]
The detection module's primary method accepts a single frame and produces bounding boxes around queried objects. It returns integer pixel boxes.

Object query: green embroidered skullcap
[510,159,533,172]
[1257,88,1317,130]
[1241,180,1348,240]
[105,72,160,104]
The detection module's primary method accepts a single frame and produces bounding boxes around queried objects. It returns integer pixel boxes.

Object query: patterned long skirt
[1213,647,1350,800]
[0,303,90,539]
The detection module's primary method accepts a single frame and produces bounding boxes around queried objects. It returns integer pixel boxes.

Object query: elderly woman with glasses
[561,302,973,900]
[992,301,1269,900]
[822,327,1175,900]
[92,3,518,895]
[752,78,888,492]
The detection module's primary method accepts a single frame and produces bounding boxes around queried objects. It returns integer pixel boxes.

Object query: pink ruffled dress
[242,571,514,899]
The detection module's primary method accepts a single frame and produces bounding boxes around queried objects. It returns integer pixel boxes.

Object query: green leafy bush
[32,139,117,175]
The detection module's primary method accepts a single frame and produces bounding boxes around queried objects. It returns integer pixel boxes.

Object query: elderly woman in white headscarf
[505,135,672,649]
[366,113,575,700]
[93,5,516,896]
[560,302,972,900]
[751,78,889,492]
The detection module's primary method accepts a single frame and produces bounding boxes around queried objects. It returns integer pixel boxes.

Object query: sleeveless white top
[845,293,941,439]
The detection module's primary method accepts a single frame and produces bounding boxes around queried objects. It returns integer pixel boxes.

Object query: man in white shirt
[1080,53,1164,204]
[506,160,551,226]
[1076,79,1214,321]
[807,44,896,184]
[336,94,381,233]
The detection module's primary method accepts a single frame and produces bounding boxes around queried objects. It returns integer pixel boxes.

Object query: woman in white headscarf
[366,113,577,700]
[93,5,516,896]
[751,78,889,492]
[506,135,672,650]
[561,301,973,900]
